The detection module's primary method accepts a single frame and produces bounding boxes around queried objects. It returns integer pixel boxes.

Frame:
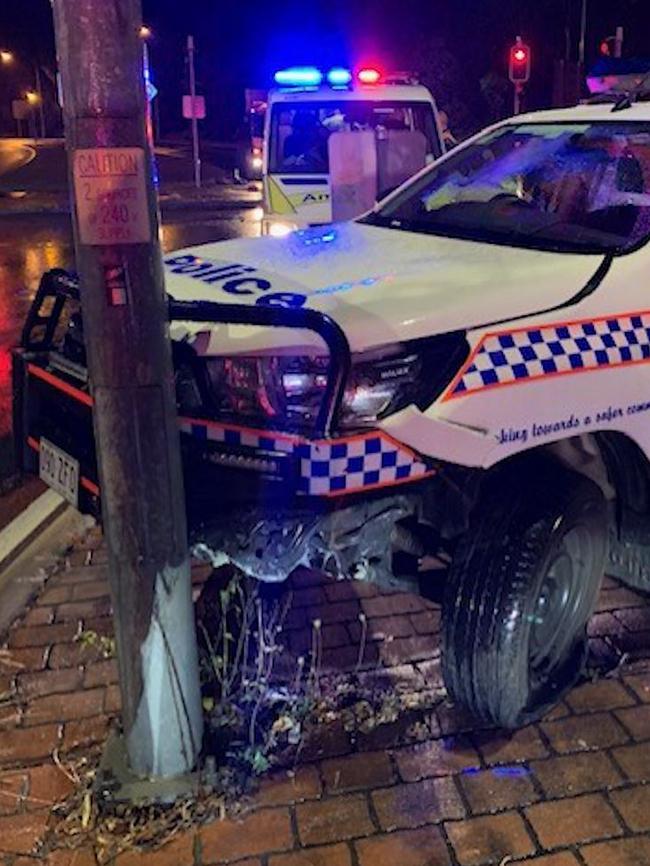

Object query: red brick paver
[1,530,650,866]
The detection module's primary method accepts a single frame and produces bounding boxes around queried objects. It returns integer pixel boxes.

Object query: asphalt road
[0,203,264,485]
[0,137,236,192]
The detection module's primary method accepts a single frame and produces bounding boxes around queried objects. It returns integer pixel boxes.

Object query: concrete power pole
[51,0,203,780]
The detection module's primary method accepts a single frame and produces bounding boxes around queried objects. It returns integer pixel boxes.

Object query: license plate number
[39,438,79,507]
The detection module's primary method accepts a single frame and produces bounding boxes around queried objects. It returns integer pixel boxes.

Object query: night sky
[1,0,649,138]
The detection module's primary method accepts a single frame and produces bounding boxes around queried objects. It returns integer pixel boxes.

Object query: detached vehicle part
[14,98,650,729]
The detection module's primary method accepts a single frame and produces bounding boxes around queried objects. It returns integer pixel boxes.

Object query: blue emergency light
[274,67,323,86]
[327,67,353,86]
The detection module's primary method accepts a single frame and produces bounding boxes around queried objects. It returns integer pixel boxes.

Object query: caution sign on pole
[73,147,151,245]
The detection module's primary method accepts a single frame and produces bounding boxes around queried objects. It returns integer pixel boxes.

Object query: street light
[1,50,46,137]
[139,25,159,143]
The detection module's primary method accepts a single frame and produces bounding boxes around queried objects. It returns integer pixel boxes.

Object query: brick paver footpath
[1,527,650,865]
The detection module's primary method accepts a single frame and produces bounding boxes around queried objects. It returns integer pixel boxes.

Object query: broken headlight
[201,333,467,433]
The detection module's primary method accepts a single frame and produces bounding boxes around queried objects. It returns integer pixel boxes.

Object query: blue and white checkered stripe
[295,436,430,495]
[179,420,295,453]
[178,420,431,496]
[449,312,650,399]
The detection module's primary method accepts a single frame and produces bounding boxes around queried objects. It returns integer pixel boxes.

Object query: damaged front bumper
[13,269,448,585]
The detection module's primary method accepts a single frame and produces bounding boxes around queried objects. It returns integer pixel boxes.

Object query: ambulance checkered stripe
[448,312,650,399]
[178,421,431,496]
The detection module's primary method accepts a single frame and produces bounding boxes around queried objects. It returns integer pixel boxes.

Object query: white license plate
[39,438,79,507]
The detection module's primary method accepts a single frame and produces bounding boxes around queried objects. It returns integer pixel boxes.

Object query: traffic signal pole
[187,36,202,189]
[509,37,531,116]
[51,0,203,780]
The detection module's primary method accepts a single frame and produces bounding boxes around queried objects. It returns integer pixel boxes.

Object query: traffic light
[509,38,531,84]
[600,30,623,58]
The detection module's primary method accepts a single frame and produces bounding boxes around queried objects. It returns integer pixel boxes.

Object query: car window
[364,121,650,254]
[269,101,441,175]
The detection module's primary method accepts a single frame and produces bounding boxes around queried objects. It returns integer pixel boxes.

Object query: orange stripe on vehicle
[178,415,302,443]
[451,352,650,400]
[26,436,100,497]
[81,477,100,496]
[27,364,93,407]
[442,308,650,403]
[178,415,425,459]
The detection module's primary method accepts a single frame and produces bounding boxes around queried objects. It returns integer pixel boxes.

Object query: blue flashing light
[274,66,323,86]
[327,67,352,86]
[295,227,338,247]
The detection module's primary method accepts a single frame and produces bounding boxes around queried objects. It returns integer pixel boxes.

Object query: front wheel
[442,459,608,729]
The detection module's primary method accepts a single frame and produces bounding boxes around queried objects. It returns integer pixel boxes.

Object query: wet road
[0,138,230,192]
[0,206,263,445]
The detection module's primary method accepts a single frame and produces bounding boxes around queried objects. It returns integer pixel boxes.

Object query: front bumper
[12,269,436,530]
[180,417,434,498]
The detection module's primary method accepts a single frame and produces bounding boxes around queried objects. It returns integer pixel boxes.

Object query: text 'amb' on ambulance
[262,65,446,236]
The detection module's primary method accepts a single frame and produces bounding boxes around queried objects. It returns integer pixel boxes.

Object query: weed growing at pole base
[42,563,448,863]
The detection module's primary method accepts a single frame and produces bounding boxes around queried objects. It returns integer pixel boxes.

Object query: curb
[0,488,67,573]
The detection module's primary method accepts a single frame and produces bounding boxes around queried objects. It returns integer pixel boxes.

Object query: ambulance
[262,65,445,235]
[14,65,650,730]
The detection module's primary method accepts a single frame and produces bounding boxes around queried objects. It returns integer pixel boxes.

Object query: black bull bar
[13,269,353,511]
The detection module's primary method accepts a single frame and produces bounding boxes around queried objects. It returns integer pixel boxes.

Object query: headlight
[201,339,465,432]
[263,219,299,238]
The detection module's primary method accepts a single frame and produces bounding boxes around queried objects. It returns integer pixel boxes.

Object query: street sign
[146,80,158,102]
[183,95,206,119]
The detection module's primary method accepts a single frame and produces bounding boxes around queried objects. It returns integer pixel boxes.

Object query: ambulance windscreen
[269,101,440,174]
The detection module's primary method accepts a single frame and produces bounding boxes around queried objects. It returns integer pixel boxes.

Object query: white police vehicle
[14,82,650,728]
[263,65,445,235]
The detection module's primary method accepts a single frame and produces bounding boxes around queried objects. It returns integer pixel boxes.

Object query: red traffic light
[509,39,531,84]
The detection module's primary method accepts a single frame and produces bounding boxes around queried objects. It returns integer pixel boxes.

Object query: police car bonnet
[164,221,605,353]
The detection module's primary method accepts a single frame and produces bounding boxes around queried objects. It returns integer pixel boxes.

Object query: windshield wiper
[612,69,650,113]
[359,212,401,228]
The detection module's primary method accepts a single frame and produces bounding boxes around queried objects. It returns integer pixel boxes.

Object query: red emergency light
[358,67,381,84]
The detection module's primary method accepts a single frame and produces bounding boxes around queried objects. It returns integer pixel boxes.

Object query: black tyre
[607,529,650,594]
[442,459,608,728]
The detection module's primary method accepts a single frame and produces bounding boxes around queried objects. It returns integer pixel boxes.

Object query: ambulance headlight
[263,219,299,238]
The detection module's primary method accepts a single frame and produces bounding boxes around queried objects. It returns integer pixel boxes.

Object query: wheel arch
[485,432,650,544]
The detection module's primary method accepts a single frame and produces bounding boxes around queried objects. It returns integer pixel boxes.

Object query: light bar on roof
[274,66,323,86]
[327,67,352,86]
[358,68,381,84]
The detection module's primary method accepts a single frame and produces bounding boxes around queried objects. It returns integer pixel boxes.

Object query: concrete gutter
[0,489,67,573]
[0,494,85,640]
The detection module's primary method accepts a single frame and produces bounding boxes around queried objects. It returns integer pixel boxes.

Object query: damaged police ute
[14,99,650,728]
